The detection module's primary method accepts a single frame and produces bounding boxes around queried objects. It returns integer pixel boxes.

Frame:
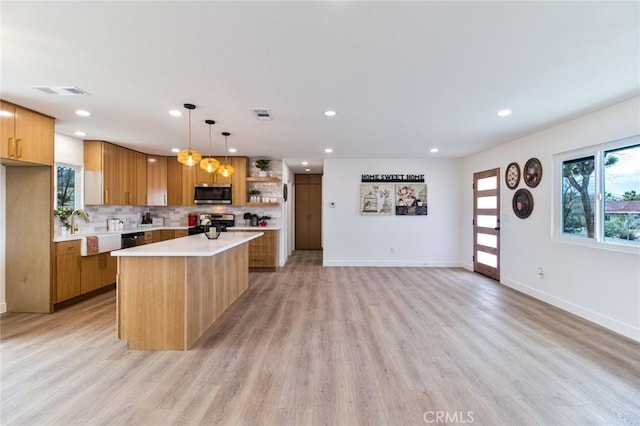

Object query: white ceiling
[1,2,638,173]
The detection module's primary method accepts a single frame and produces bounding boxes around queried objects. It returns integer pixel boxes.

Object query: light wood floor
[2,251,639,425]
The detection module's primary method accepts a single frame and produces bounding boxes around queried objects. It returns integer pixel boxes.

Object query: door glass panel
[477,196,497,209]
[477,251,497,267]
[477,233,497,248]
[477,176,497,191]
[476,215,497,228]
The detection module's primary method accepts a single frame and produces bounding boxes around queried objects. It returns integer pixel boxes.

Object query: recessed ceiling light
[497,109,512,117]
[325,148,333,153]
[305,168,311,172]
[430,148,439,153]
[324,110,336,117]
[75,109,91,117]
[301,161,308,166]
[171,148,180,153]
[169,109,182,117]
[74,131,87,137]
[228,148,237,153]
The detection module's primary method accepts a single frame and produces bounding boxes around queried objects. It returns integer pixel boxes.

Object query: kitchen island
[112,231,262,350]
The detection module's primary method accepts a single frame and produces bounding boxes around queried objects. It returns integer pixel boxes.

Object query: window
[55,164,82,209]
[557,136,640,250]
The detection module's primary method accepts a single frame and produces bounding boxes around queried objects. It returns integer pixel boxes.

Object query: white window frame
[553,134,640,254]
[54,162,84,210]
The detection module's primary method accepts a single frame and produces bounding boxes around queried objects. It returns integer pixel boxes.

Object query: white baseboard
[0,302,6,314]
[501,276,640,342]
[322,260,464,267]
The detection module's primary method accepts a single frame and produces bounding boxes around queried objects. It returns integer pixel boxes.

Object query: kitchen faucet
[70,209,89,234]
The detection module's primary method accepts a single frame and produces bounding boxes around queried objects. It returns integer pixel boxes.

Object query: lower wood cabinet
[54,241,116,304]
[55,240,81,303]
[80,252,117,294]
[229,229,279,271]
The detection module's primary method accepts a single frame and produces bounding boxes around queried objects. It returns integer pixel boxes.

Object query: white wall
[0,165,6,313]
[461,96,640,341]
[323,158,463,266]
[54,134,83,165]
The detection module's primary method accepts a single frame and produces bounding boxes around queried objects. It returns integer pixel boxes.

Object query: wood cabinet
[229,229,279,271]
[80,252,117,294]
[174,229,189,238]
[144,231,154,245]
[55,241,81,303]
[0,100,54,166]
[84,141,146,205]
[167,157,196,206]
[193,156,248,206]
[295,174,322,249]
[147,155,167,205]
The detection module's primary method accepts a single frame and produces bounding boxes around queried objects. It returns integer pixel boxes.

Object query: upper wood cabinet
[166,157,196,206]
[146,155,167,206]
[84,141,147,205]
[0,100,54,166]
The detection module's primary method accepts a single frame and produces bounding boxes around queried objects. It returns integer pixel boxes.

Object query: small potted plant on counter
[243,212,253,226]
[259,215,271,227]
[255,159,271,177]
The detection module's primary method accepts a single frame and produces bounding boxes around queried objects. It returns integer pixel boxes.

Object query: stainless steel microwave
[194,183,232,204]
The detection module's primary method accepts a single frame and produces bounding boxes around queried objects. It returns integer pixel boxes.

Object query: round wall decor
[524,157,542,188]
[505,162,520,189]
[512,188,534,219]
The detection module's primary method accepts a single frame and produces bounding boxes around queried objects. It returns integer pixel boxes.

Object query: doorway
[295,174,322,250]
[473,168,500,280]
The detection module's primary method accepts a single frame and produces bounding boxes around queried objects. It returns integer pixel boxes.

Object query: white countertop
[230,225,281,231]
[53,226,191,242]
[111,231,263,257]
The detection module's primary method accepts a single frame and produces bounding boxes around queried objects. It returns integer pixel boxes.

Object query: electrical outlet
[390,247,395,254]
[537,267,544,277]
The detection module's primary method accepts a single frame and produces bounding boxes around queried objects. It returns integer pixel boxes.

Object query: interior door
[473,168,500,280]
[295,174,322,249]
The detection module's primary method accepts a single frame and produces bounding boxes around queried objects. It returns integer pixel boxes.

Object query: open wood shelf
[246,176,281,182]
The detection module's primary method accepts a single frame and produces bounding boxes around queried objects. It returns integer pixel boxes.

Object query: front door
[473,168,500,280]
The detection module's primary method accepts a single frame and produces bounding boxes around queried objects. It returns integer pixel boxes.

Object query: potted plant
[259,215,271,227]
[243,212,253,226]
[54,207,90,234]
[255,159,271,177]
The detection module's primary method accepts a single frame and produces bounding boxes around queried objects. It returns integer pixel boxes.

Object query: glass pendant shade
[217,131,234,177]
[177,103,202,167]
[200,119,219,173]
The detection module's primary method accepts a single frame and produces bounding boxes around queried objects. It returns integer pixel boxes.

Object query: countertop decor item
[177,103,202,167]
[243,212,253,226]
[217,132,234,177]
[505,162,520,189]
[200,119,220,173]
[524,158,542,188]
[513,188,534,218]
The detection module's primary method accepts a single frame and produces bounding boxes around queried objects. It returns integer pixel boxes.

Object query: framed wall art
[512,188,534,218]
[360,184,393,215]
[395,184,428,215]
[505,162,520,190]
[524,158,542,188]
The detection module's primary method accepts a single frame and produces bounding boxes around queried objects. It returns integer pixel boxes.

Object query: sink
[80,234,122,256]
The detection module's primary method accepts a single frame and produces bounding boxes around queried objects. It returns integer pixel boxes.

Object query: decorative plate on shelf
[505,162,520,189]
[512,188,534,219]
[524,157,542,188]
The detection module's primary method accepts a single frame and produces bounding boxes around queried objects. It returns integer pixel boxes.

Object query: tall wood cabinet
[146,155,168,205]
[84,141,147,205]
[0,100,54,166]
[295,174,322,250]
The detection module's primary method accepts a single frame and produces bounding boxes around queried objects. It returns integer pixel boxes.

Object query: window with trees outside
[559,136,639,250]
[56,164,82,209]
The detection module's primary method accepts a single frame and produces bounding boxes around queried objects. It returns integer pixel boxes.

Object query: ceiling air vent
[253,108,272,121]
[32,86,90,95]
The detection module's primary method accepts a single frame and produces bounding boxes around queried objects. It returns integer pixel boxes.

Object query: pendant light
[217,132,234,177]
[200,119,220,173]
[177,103,202,167]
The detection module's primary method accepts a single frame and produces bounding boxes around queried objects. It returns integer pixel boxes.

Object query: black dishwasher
[121,231,145,248]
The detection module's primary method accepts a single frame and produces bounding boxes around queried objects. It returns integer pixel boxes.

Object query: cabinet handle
[104,189,109,204]
[8,137,15,157]
[16,138,23,158]
[164,193,167,205]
